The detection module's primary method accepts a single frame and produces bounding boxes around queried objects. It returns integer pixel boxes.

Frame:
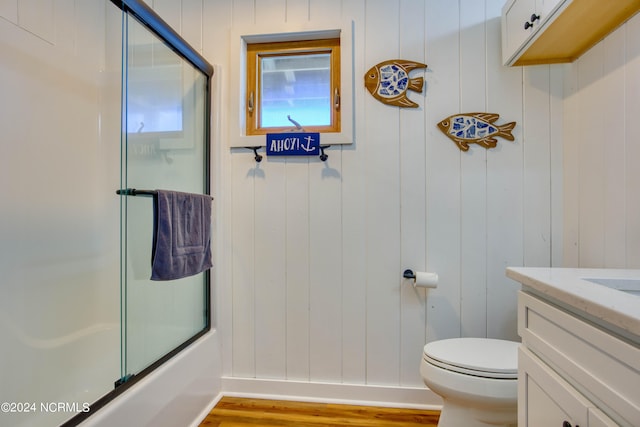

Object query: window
[245,38,340,135]
[228,25,353,147]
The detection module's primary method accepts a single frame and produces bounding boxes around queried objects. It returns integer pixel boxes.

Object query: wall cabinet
[502,0,561,64]
[502,0,640,66]
[517,291,639,427]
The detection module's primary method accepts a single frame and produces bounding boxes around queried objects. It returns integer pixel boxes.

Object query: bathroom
[0,0,638,426]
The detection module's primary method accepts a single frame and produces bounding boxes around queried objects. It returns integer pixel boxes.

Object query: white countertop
[506,267,640,340]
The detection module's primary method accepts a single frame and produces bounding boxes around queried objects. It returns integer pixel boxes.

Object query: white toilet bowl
[420,338,519,427]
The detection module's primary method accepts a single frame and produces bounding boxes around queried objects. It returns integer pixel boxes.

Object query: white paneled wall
[563,13,640,269]
[174,0,564,391]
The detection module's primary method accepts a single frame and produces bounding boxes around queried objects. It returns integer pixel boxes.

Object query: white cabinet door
[502,0,537,64]
[502,0,566,64]
[502,0,573,64]
[536,0,563,20]
[519,347,589,427]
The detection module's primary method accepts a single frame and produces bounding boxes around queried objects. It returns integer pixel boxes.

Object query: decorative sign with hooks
[245,116,330,162]
[266,132,320,157]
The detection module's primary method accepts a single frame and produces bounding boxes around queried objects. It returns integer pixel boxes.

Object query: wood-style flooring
[199,397,440,427]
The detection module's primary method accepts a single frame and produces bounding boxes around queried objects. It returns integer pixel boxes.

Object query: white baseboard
[220,377,443,410]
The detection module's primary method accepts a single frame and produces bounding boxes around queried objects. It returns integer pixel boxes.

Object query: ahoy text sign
[266,132,320,156]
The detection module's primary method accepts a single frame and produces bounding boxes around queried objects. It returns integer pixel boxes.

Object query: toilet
[420,337,519,427]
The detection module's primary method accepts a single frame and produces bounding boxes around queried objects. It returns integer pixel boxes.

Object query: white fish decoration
[437,113,516,151]
[364,59,427,108]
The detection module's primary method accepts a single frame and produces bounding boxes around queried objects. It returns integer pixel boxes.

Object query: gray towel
[151,190,212,281]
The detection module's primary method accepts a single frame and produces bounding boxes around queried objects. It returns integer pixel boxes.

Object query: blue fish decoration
[364,59,427,108]
[438,113,516,151]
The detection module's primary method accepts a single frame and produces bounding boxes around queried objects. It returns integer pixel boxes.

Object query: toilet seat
[423,338,519,379]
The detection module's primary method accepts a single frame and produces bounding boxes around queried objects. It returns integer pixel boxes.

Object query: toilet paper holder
[402,269,438,288]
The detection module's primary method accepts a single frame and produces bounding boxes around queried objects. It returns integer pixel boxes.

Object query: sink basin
[582,277,640,296]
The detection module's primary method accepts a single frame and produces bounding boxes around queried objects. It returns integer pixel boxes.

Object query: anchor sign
[266,132,320,156]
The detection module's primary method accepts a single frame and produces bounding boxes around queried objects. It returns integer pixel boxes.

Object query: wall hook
[245,146,262,162]
[320,145,330,162]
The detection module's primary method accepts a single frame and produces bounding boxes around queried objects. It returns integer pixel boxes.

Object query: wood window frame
[245,37,341,136]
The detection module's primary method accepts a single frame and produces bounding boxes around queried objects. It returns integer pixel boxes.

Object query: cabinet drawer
[589,407,621,427]
[519,347,618,427]
[519,346,589,427]
[518,291,640,426]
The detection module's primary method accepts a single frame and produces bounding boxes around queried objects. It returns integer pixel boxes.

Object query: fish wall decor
[437,113,516,151]
[364,59,427,108]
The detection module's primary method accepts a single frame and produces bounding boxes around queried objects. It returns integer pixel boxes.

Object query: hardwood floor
[199,397,440,427]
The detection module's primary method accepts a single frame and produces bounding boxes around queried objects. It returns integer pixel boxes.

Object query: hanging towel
[151,190,213,281]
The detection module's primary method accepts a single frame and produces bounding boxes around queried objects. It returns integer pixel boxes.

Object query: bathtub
[0,320,119,427]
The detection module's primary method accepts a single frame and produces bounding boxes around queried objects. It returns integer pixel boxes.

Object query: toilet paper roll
[414,271,438,288]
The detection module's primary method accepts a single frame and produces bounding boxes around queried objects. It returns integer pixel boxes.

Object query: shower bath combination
[110,0,214,421]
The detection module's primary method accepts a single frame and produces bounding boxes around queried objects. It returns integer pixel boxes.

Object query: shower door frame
[62,1,213,425]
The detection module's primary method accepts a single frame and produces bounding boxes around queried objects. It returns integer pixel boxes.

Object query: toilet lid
[423,338,519,379]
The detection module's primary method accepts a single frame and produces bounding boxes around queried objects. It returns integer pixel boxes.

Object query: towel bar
[116,189,213,199]
[116,188,157,197]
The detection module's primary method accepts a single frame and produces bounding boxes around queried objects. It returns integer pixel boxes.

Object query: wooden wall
[153,0,565,390]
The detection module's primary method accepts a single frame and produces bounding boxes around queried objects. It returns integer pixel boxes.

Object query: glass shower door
[119,9,211,382]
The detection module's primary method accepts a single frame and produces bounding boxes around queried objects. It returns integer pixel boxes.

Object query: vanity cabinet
[517,291,639,427]
[502,0,640,66]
